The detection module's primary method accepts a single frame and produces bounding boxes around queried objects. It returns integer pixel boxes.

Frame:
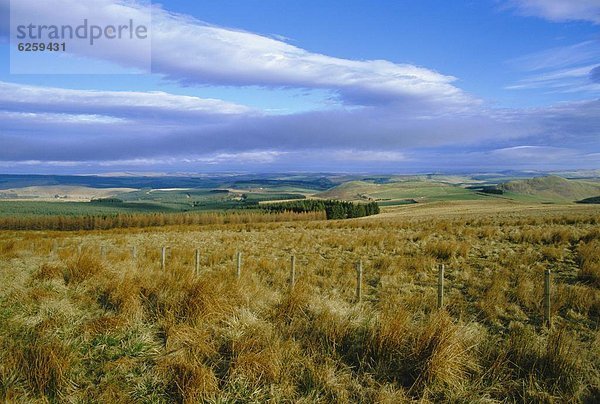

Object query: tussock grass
[577,240,600,286]
[423,239,470,261]
[63,252,105,284]
[0,320,76,401]
[0,204,599,401]
[33,262,64,281]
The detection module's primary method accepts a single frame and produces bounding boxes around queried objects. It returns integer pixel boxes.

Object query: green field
[0,190,307,217]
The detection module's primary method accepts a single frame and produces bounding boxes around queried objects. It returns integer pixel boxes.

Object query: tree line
[261,200,380,219]
[0,210,325,231]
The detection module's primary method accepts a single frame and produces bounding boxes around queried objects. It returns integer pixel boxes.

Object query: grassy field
[316,179,513,206]
[316,176,600,206]
[0,201,599,402]
[316,180,489,202]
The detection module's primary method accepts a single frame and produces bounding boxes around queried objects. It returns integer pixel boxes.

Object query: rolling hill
[500,176,600,202]
[0,186,136,202]
[315,179,488,203]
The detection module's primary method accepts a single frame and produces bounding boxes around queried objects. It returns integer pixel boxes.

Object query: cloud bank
[0,81,598,171]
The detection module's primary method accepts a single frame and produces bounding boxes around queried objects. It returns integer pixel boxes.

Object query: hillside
[0,186,136,202]
[500,176,600,202]
[315,180,377,200]
[315,179,486,203]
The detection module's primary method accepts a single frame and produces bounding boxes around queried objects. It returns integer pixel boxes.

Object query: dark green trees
[262,200,379,220]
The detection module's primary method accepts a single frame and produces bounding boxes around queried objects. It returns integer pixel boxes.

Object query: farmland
[2,173,599,220]
[0,200,599,402]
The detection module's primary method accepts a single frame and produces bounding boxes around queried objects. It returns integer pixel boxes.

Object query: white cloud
[0,111,126,124]
[190,151,285,165]
[507,65,600,91]
[509,41,600,72]
[149,4,475,108]
[331,150,409,162]
[3,0,474,109]
[490,145,577,160]
[0,81,252,117]
[88,152,286,166]
[507,0,600,23]
[507,40,600,93]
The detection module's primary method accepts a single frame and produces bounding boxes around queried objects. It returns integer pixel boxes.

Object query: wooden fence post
[195,248,200,275]
[77,244,82,255]
[100,245,106,260]
[437,263,445,309]
[356,260,363,303]
[161,247,166,271]
[131,246,137,260]
[290,255,296,289]
[544,268,551,328]
[236,252,242,278]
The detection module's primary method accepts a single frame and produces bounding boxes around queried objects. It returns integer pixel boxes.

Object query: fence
[42,241,554,328]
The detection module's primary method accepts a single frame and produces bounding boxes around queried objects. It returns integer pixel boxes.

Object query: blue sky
[0,0,599,173]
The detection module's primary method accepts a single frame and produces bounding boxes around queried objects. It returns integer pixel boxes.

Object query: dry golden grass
[0,201,598,402]
[577,240,600,286]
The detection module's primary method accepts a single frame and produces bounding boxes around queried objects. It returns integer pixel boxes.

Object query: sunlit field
[1,201,599,402]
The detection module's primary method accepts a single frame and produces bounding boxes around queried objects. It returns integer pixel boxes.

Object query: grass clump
[63,253,105,284]
[577,240,600,286]
[0,324,75,401]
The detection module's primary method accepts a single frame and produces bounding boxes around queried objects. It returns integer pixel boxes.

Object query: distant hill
[0,174,336,192]
[500,176,600,202]
[315,179,487,203]
[316,181,376,200]
[0,186,136,202]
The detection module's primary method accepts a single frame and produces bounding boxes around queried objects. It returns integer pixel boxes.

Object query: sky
[0,0,599,174]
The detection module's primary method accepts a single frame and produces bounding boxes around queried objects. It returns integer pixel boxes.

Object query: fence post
[195,248,200,275]
[131,246,137,260]
[77,244,82,255]
[100,245,106,260]
[161,247,166,271]
[290,255,296,289]
[356,260,363,303]
[236,252,242,278]
[437,263,445,309]
[544,268,551,328]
